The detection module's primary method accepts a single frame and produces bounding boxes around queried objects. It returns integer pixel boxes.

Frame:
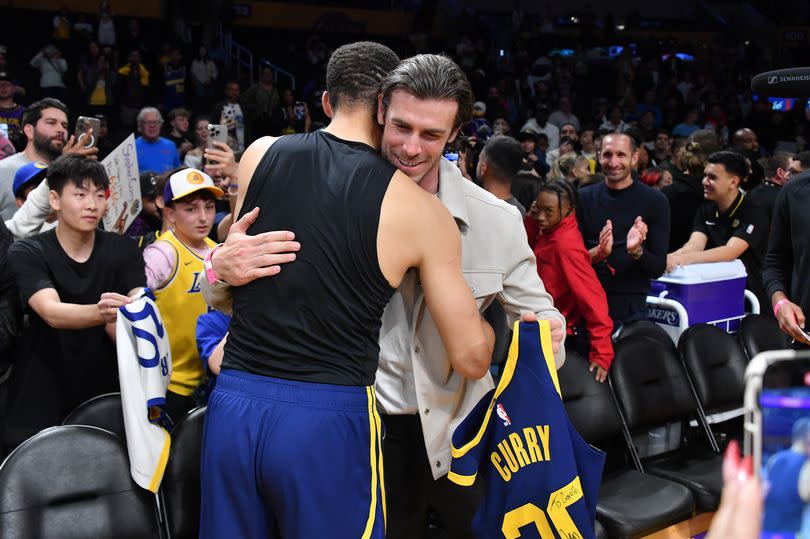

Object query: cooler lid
[655,260,747,284]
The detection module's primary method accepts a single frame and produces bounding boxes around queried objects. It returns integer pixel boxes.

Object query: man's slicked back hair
[380,54,474,130]
[326,41,399,113]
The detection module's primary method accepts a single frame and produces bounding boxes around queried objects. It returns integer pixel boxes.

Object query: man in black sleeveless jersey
[204,54,567,538]
[199,42,495,539]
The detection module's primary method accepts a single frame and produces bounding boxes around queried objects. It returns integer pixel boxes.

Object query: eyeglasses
[142,120,162,126]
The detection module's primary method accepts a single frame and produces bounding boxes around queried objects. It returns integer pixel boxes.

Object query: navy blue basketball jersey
[449,320,605,539]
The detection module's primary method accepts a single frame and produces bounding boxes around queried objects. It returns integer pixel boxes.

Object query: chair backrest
[162,405,206,539]
[614,321,675,353]
[0,425,160,538]
[609,335,698,432]
[62,392,125,439]
[559,349,623,444]
[678,324,747,412]
[737,314,788,361]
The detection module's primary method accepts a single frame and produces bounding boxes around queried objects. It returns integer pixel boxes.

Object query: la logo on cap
[187,171,204,185]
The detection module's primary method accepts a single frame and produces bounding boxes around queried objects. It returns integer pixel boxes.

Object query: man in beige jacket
[202,55,565,538]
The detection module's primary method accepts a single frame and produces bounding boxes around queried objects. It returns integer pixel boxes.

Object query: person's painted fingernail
[724,440,740,469]
[739,456,753,482]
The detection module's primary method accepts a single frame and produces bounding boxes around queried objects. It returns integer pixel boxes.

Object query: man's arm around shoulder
[201,136,300,311]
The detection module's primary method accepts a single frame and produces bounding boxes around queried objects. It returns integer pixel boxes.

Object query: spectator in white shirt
[521,103,559,150]
[548,95,580,131]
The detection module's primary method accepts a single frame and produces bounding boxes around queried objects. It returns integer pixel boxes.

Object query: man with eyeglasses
[134,107,180,174]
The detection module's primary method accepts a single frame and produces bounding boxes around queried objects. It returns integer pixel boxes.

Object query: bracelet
[204,243,224,284]
[774,298,790,318]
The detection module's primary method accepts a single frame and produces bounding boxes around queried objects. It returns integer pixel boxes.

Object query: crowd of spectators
[0,4,807,462]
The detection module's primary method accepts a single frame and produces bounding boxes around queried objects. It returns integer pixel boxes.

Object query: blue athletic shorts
[199,369,386,539]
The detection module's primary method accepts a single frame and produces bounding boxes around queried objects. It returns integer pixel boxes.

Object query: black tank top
[222,131,397,386]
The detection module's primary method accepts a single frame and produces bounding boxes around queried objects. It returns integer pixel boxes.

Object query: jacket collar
[544,212,578,238]
[437,157,471,230]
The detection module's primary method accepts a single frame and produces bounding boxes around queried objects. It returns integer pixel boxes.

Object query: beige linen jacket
[375,158,565,479]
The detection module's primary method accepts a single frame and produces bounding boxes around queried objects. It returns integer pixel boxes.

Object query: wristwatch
[629,246,644,260]
[204,244,224,284]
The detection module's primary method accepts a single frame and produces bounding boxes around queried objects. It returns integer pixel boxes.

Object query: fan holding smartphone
[74,116,100,150]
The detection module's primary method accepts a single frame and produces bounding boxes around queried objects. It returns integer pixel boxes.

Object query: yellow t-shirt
[153,231,217,396]
[90,79,107,106]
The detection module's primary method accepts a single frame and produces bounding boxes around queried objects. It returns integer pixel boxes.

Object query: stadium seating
[595,519,609,539]
[613,321,674,352]
[0,425,162,538]
[162,405,206,539]
[737,314,788,361]
[62,392,126,439]
[609,335,723,511]
[559,349,695,538]
[678,324,747,416]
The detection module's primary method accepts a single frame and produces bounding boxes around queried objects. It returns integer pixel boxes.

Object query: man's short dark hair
[325,41,399,113]
[603,132,637,152]
[22,98,68,128]
[764,153,792,179]
[794,151,810,171]
[480,135,522,182]
[167,108,190,122]
[380,54,474,130]
[707,150,749,182]
[47,154,109,195]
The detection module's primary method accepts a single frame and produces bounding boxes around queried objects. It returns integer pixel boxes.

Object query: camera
[208,124,223,140]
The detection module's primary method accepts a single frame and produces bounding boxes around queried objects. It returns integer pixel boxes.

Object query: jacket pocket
[463,271,504,308]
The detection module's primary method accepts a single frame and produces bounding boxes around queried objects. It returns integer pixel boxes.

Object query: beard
[33,130,64,161]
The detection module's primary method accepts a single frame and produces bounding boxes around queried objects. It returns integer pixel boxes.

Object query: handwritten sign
[101,134,141,234]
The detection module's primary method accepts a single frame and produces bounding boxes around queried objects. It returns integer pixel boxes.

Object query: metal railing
[258,58,296,90]
[219,25,296,90]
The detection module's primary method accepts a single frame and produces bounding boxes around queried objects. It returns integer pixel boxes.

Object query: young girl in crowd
[524,179,614,382]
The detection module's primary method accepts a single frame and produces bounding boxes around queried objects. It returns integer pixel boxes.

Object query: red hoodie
[524,212,614,370]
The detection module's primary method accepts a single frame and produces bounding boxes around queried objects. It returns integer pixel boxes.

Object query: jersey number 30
[501,476,585,539]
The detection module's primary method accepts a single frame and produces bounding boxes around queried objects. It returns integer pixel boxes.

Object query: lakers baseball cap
[12,161,48,197]
[163,168,224,203]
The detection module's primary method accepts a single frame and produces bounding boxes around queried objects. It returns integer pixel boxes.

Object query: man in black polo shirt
[667,150,770,310]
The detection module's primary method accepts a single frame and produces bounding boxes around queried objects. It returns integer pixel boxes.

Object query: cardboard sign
[102,134,141,234]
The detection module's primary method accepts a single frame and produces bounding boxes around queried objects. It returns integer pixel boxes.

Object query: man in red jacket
[525,180,614,381]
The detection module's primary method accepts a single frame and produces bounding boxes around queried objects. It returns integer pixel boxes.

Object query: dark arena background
[0,1,809,538]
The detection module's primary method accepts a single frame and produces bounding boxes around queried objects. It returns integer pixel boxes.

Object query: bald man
[733,128,763,189]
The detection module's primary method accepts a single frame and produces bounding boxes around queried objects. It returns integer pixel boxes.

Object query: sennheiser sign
[768,74,810,84]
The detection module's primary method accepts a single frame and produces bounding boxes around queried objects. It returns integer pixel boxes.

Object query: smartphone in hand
[206,124,228,165]
[75,116,101,149]
[745,350,810,537]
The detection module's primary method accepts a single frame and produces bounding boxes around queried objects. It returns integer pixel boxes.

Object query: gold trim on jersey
[450,320,557,466]
[147,429,171,493]
[362,387,385,538]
